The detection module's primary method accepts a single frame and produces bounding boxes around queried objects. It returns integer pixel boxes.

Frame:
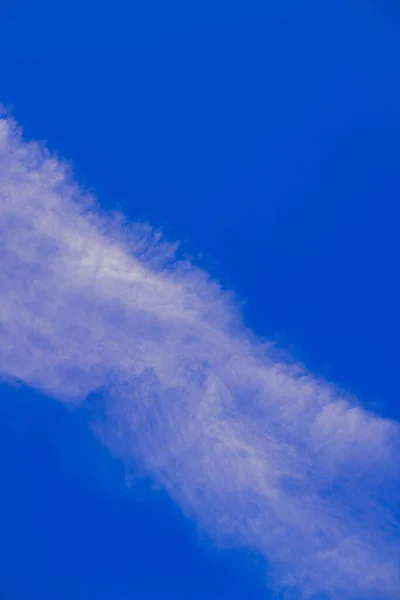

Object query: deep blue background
[0,1,399,598]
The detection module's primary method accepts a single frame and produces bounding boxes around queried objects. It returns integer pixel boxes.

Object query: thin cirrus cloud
[0,113,399,599]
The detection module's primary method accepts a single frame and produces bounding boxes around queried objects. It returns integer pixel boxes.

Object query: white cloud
[0,114,398,599]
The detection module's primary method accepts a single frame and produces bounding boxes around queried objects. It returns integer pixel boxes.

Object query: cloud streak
[0,114,399,599]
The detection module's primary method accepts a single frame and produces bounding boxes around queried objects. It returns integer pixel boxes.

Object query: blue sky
[0,1,399,599]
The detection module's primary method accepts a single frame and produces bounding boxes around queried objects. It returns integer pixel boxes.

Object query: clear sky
[0,1,399,599]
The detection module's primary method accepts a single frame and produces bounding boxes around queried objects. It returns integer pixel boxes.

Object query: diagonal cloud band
[0,114,399,599]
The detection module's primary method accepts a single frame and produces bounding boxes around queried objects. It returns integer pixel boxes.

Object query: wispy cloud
[0,114,398,599]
